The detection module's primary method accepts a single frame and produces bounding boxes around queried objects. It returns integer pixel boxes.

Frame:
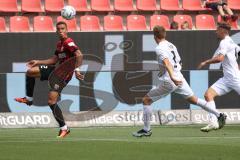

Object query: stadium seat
[127,15,147,31]
[91,0,113,11]
[114,0,135,11]
[22,0,43,12]
[104,15,124,31]
[0,17,6,32]
[150,15,170,30]
[182,0,205,11]
[228,0,240,10]
[45,0,64,12]
[80,15,101,31]
[57,16,78,31]
[10,16,30,32]
[160,0,182,11]
[217,15,238,29]
[0,0,18,12]
[196,14,216,30]
[34,16,54,32]
[137,0,157,11]
[68,0,91,12]
[173,15,193,29]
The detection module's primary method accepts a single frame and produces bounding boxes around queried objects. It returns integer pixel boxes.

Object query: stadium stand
[104,15,124,31]
[196,14,216,29]
[136,0,157,11]
[114,0,135,11]
[0,17,6,32]
[127,15,147,30]
[182,0,205,11]
[0,0,239,32]
[228,0,240,10]
[68,0,91,12]
[33,16,54,32]
[160,0,183,11]
[45,0,64,12]
[150,15,170,30]
[91,0,113,11]
[173,15,193,29]
[80,15,101,31]
[22,0,43,13]
[0,0,18,12]
[10,16,30,32]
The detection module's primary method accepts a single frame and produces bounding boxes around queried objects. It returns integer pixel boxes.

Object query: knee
[26,69,34,77]
[204,92,212,101]
[222,5,228,10]
[142,96,152,105]
[217,5,223,10]
[48,99,57,106]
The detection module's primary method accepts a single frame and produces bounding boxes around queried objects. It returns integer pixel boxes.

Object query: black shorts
[205,2,227,11]
[39,65,68,93]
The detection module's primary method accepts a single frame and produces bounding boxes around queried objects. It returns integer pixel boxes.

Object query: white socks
[197,98,220,118]
[60,125,68,130]
[206,101,219,124]
[26,96,33,101]
[143,105,152,131]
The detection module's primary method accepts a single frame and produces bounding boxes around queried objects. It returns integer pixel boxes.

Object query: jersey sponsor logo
[58,52,67,59]
[68,42,76,47]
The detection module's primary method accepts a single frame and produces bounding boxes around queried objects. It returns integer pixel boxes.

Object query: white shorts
[147,77,194,102]
[211,77,240,96]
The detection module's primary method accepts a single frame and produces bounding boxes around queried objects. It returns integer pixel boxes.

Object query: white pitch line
[0,136,240,144]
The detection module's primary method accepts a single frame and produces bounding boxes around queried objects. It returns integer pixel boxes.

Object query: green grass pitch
[0,125,240,160]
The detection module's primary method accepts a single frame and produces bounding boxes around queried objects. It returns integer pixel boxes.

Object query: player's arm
[197,54,225,69]
[27,55,58,68]
[74,49,84,80]
[163,58,182,86]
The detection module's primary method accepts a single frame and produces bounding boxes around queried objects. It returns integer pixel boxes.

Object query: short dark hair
[153,25,166,39]
[56,21,68,29]
[217,22,231,31]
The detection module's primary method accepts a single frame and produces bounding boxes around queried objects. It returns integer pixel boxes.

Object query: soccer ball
[61,6,76,20]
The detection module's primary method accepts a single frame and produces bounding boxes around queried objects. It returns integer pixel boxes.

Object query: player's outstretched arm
[74,50,84,80]
[163,58,182,86]
[27,55,58,68]
[197,54,225,69]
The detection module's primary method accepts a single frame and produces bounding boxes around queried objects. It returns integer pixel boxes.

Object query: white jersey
[155,40,182,79]
[213,36,240,81]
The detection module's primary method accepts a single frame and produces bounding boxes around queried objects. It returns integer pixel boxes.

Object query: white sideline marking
[0,136,240,143]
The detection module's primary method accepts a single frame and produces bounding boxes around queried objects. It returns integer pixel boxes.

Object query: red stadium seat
[173,15,193,29]
[114,0,135,11]
[0,0,18,12]
[127,15,147,31]
[45,0,64,12]
[57,16,78,31]
[91,0,113,11]
[34,16,54,32]
[137,0,157,11]
[161,0,182,11]
[196,14,216,30]
[228,0,240,10]
[22,0,43,12]
[217,15,238,29]
[150,15,170,30]
[80,15,101,31]
[104,15,124,31]
[0,17,6,32]
[10,16,30,32]
[182,0,205,11]
[68,0,91,12]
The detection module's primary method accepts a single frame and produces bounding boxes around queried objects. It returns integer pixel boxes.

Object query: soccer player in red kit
[15,21,84,138]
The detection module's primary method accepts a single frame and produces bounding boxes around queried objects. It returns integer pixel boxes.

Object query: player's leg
[48,91,70,138]
[201,78,230,132]
[133,80,174,137]
[14,66,41,105]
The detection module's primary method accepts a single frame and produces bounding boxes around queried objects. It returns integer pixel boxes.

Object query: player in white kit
[198,22,240,132]
[132,26,226,137]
